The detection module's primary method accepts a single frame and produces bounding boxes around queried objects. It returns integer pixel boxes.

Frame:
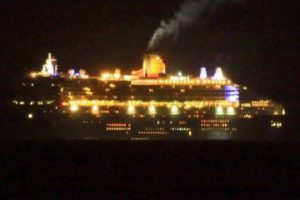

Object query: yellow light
[123,75,132,81]
[243,114,253,119]
[127,105,136,115]
[170,105,179,115]
[30,72,37,78]
[227,107,236,115]
[109,83,116,89]
[113,73,121,80]
[148,105,156,115]
[70,104,79,112]
[282,109,286,115]
[101,73,111,80]
[91,105,99,115]
[216,106,224,115]
[27,113,33,119]
[271,121,282,128]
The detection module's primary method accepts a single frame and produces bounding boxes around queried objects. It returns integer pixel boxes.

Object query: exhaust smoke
[147,0,241,51]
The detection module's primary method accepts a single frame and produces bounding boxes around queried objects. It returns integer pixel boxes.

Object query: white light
[148,105,156,115]
[127,105,136,115]
[200,67,207,79]
[70,104,79,112]
[41,53,57,76]
[212,67,225,80]
[27,113,33,119]
[271,121,282,128]
[227,107,236,115]
[68,69,75,76]
[216,106,224,115]
[170,105,179,115]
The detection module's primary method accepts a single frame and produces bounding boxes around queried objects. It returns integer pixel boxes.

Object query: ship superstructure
[10,53,285,139]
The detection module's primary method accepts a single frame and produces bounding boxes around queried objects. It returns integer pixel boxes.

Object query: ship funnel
[200,67,207,79]
[212,67,225,80]
[142,54,166,78]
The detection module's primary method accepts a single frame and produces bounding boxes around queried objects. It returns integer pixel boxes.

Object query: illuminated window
[148,105,156,115]
[215,106,224,115]
[91,105,99,115]
[70,104,79,112]
[170,105,179,115]
[227,107,236,115]
[127,105,136,115]
[109,83,116,89]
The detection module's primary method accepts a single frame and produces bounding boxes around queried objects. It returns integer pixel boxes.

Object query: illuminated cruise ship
[10,53,285,139]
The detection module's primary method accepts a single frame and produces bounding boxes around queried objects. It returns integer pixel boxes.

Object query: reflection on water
[3,113,288,141]
[199,132,234,140]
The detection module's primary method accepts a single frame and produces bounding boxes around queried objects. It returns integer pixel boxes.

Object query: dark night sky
[0,0,299,111]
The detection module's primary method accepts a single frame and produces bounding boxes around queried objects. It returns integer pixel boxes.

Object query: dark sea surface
[1,106,299,198]
[1,139,300,199]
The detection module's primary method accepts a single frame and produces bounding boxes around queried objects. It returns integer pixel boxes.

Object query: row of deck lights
[70,104,235,116]
[215,106,236,116]
[69,104,180,115]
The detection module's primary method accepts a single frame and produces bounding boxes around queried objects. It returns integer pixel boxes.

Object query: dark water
[1,140,300,198]
[1,106,299,198]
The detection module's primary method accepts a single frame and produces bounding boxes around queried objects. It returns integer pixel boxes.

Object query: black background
[0,1,300,198]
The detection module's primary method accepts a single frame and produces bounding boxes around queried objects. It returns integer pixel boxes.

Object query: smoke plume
[147,0,238,51]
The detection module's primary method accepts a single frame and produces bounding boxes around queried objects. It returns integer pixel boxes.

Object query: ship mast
[41,53,58,76]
